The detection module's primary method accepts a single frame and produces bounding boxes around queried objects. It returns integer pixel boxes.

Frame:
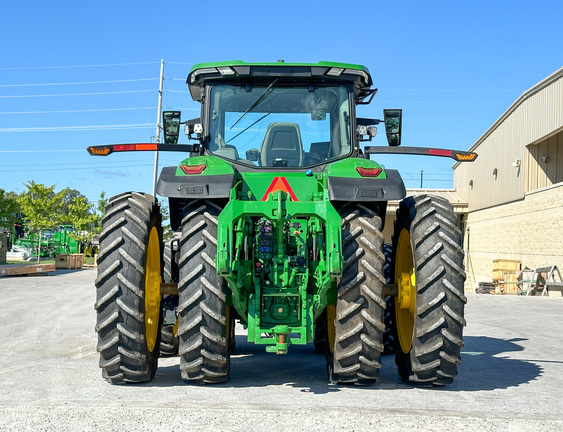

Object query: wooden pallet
[0,263,56,277]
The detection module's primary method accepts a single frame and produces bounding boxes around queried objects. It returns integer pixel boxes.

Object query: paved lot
[0,269,562,431]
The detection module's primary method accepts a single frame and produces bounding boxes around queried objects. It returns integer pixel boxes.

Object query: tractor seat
[260,122,303,167]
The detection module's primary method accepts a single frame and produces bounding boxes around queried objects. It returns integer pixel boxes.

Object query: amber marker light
[455,152,477,161]
[88,146,111,156]
[180,164,206,175]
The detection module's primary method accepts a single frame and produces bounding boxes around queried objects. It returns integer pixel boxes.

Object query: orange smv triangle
[261,177,298,201]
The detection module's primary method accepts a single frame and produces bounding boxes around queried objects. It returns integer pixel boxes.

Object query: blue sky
[1,0,562,205]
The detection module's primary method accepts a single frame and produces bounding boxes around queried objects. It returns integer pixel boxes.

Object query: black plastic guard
[328,169,406,202]
[156,166,234,199]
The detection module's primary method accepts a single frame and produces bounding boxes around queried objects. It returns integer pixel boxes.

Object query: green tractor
[88,61,476,385]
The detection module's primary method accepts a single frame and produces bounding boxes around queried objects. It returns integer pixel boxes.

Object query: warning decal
[261,177,298,201]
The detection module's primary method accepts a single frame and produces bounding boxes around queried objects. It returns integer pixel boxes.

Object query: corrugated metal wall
[526,129,563,190]
[454,67,563,211]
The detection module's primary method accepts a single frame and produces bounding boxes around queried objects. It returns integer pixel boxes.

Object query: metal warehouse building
[453,66,563,292]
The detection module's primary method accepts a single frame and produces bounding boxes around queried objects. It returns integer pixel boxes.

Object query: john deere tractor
[88,61,476,385]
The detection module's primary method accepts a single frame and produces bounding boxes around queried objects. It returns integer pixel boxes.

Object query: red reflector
[428,149,451,157]
[356,167,383,177]
[180,164,206,175]
[114,144,136,152]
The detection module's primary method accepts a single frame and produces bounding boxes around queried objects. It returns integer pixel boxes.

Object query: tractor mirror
[384,109,402,147]
[246,148,260,161]
[163,111,181,144]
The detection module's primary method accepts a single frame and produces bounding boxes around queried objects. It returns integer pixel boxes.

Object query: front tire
[94,192,163,383]
[391,195,467,385]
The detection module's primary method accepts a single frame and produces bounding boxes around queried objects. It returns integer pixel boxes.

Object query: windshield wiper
[229,79,279,130]
[227,113,270,144]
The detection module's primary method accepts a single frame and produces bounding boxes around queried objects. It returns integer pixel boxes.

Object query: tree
[0,189,21,229]
[61,191,99,253]
[17,182,66,262]
[97,191,108,217]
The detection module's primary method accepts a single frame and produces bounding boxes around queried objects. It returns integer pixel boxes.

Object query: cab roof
[186,60,374,103]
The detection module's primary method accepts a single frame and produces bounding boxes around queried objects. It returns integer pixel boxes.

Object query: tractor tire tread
[95,192,162,384]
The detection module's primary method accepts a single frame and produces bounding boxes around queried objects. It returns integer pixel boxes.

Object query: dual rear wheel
[325,196,466,386]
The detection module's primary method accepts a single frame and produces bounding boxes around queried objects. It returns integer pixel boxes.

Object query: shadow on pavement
[448,335,543,392]
[142,334,543,393]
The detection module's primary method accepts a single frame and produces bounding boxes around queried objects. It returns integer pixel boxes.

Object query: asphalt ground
[0,269,562,431]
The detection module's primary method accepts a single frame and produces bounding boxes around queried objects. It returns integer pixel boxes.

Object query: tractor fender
[156,166,234,199]
[327,169,406,202]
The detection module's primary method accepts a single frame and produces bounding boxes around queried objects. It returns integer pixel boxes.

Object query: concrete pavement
[0,269,562,431]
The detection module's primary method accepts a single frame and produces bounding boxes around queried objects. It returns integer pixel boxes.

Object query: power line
[0,89,155,99]
[0,158,159,168]
[0,107,155,115]
[0,61,159,71]
[0,123,154,132]
[0,164,153,173]
[0,78,158,88]
[380,88,519,92]
[0,149,84,153]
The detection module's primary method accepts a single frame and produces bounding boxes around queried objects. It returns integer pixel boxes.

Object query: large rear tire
[391,195,467,385]
[178,200,231,384]
[327,203,386,385]
[95,192,163,383]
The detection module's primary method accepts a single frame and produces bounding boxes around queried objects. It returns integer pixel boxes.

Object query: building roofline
[453,65,563,169]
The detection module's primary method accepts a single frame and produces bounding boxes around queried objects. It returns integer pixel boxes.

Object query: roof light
[180,164,206,175]
[326,67,344,76]
[191,67,218,83]
[356,167,383,177]
[218,67,236,76]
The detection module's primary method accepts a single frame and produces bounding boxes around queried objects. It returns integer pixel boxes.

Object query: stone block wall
[464,184,563,292]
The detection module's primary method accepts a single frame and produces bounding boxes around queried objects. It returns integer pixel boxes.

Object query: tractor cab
[164,61,400,169]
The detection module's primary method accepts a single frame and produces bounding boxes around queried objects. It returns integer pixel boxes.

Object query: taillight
[428,149,451,157]
[180,164,206,175]
[114,144,157,152]
[356,167,383,177]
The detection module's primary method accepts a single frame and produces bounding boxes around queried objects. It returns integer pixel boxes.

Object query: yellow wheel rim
[326,304,336,353]
[395,228,416,354]
[145,226,161,352]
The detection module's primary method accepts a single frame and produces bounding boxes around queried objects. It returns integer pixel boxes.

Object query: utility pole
[152,59,165,197]
[420,170,424,188]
